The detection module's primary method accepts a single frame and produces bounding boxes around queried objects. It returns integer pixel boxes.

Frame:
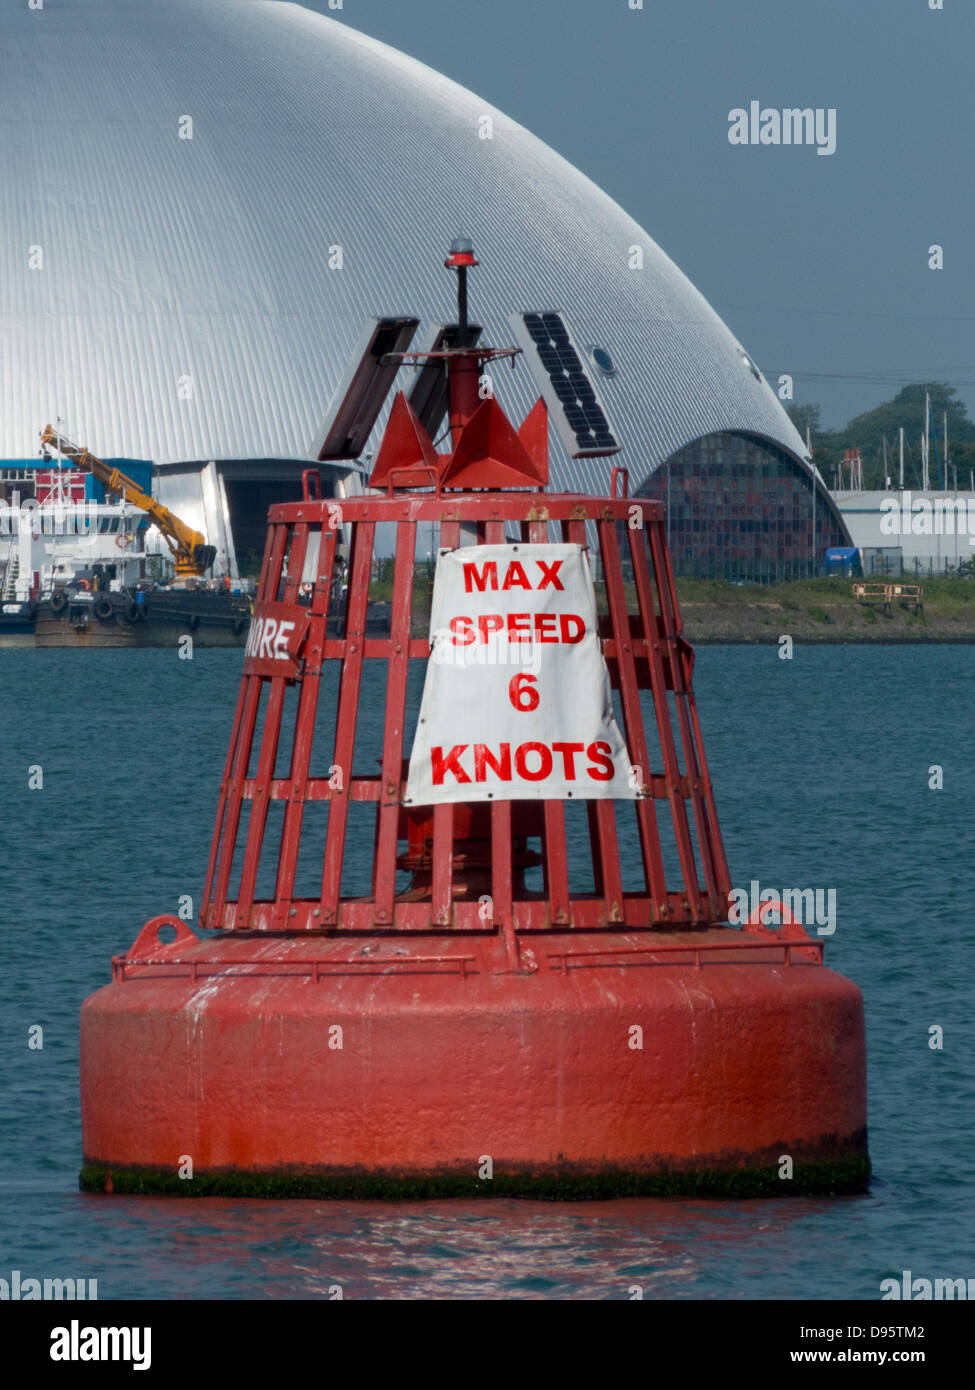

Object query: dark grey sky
[298,0,974,431]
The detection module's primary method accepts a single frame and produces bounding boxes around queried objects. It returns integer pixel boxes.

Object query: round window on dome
[588,345,617,377]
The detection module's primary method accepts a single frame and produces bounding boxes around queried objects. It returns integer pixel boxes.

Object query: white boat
[0,477,252,648]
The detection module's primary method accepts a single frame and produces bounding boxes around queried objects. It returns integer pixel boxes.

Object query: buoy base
[81,922,869,1200]
[79,1147,870,1200]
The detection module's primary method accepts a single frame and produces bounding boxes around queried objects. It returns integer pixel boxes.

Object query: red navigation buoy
[80,244,868,1198]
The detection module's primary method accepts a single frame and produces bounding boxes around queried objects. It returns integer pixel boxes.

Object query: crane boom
[39,425,216,579]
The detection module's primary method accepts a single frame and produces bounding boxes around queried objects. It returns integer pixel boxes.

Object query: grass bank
[674,577,975,643]
[368,564,975,643]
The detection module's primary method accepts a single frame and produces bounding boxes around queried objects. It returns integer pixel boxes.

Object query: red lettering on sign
[463,560,498,592]
[515,742,553,781]
[509,673,540,712]
[428,739,618,786]
[449,615,475,645]
[474,744,512,782]
[536,559,564,590]
[444,612,586,644]
[552,742,585,779]
[501,560,531,591]
[431,745,471,784]
[460,557,569,592]
[477,613,505,643]
[586,741,614,780]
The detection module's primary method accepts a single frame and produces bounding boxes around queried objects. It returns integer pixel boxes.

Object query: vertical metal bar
[274,525,337,917]
[320,520,376,921]
[564,518,623,920]
[203,516,279,917]
[642,519,721,912]
[525,518,569,925]
[483,519,518,954]
[254,518,278,601]
[235,685,286,919]
[589,801,624,921]
[201,675,248,920]
[209,677,262,922]
[598,517,670,917]
[491,799,518,963]
[430,803,453,927]
[647,518,731,909]
[628,515,707,919]
[430,519,460,927]
[209,521,288,923]
[373,522,416,925]
[237,525,310,922]
[585,802,603,894]
[541,810,570,920]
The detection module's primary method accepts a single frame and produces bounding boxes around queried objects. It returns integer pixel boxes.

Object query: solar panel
[312,317,419,461]
[509,311,621,458]
[406,322,483,441]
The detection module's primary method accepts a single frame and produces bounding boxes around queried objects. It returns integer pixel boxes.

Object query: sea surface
[1,645,973,1300]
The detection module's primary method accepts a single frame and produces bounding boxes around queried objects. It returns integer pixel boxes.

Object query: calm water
[1,645,973,1299]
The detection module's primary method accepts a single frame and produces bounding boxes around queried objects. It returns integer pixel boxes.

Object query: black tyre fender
[49,589,68,614]
[186,613,200,632]
[125,601,140,623]
[93,596,114,622]
[233,616,249,637]
[136,602,150,621]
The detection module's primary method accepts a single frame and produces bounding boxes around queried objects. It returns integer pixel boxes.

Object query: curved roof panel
[0,0,808,489]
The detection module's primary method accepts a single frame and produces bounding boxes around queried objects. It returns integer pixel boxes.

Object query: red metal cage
[200,486,731,944]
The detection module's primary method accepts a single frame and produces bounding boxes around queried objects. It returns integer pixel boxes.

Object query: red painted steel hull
[78,273,870,1200]
[80,926,868,1196]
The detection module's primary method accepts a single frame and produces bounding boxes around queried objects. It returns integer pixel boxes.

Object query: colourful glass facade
[638,432,849,582]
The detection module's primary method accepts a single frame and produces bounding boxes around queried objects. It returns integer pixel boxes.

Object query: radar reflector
[406,322,483,440]
[509,311,621,458]
[313,317,420,461]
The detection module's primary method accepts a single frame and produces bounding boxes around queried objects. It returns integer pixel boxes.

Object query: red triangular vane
[368,392,440,489]
[441,397,547,490]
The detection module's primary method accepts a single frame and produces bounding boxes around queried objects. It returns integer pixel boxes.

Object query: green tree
[785,402,821,441]
[801,384,975,490]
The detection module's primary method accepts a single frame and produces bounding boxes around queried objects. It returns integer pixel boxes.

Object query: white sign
[404,542,638,804]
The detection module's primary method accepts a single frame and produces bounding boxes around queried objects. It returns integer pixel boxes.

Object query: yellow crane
[39,425,216,580]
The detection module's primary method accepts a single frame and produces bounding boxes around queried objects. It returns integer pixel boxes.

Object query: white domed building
[0,0,849,579]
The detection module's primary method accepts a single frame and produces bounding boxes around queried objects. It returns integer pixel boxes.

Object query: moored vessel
[1,438,257,648]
